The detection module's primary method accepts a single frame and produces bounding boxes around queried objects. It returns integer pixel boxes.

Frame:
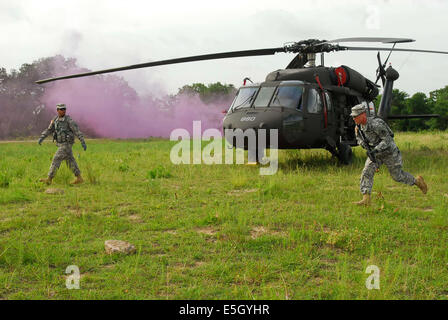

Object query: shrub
[118,163,130,172]
[147,165,172,179]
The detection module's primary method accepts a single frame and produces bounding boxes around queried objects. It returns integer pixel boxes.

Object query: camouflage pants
[48,143,81,178]
[360,147,416,194]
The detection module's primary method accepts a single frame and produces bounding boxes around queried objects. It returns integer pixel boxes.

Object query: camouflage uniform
[39,115,86,178]
[356,116,416,194]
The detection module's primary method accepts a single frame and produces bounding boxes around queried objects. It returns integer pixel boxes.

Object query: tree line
[0,55,236,139]
[374,87,448,131]
[0,55,447,139]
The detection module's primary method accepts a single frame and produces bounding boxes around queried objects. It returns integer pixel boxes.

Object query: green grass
[0,132,447,300]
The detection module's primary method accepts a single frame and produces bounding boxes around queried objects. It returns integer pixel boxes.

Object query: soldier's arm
[355,126,367,149]
[39,119,55,142]
[372,119,394,153]
[67,118,85,143]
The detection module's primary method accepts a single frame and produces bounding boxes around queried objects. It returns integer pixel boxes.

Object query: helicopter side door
[303,88,324,148]
[324,91,337,137]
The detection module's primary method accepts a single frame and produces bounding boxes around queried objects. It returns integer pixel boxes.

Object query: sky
[1,0,448,97]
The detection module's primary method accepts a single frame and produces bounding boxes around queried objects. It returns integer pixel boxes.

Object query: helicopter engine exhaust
[378,66,399,120]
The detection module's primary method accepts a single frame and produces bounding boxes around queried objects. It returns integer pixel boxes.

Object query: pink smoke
[41,65,232,138]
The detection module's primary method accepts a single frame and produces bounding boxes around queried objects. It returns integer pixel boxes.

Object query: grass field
[0,131,447,300]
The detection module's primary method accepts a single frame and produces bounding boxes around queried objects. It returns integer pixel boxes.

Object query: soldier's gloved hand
[81,141,87,151]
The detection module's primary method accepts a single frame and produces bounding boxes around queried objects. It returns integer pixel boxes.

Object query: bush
[147,165,172,179]
[118,163,130,172]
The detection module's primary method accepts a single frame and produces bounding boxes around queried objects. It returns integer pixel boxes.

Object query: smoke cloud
[40,60,232,139]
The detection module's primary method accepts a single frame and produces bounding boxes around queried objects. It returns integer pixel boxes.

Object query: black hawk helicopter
[36,37,447,164]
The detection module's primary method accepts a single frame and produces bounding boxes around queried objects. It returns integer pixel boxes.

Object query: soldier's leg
[47,146,66,178]
[383,149,416,186]
[64,144,81,177]
[360,158,380,195]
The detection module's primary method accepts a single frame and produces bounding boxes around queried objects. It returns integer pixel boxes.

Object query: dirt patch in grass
[227,189,258,196]
[250,226,286,239]
[250,226,267,239]
[311,277,324,286]
[45,188,64,195]
[196,227,217,236]
[68,208,83,218]
[172,261,206,270]
[196,227,218,243]
[128,214,143,222]
[194,261,205,268]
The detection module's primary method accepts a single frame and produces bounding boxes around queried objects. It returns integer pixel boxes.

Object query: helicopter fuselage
[221,66,379,164]
[222,81,330,149]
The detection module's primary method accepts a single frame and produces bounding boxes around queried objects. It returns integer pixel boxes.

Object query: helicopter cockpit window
[231,87,259,111]
[306,88,323,114]
[253,87,276,107]
[270,86,303,109]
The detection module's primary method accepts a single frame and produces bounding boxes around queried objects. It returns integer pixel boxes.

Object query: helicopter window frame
[269,85,304,110]
[230,87,259,111]
[306,88,323,114]
[253,86,277,108]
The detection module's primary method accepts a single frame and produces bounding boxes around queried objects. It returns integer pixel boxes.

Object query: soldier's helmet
[350,104,366,117]
[56,103,66,110]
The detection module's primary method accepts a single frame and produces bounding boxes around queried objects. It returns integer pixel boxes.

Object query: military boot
[415,175,428,194]
[39,177,52,185]
[70,175,84,185]
[354,193,371,206]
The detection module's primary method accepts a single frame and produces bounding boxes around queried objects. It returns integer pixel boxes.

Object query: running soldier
[351,104,427,206]
[38,103,86,185]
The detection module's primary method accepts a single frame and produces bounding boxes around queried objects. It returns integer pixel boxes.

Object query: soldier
[351,104,427,206]
[38,103,87,185]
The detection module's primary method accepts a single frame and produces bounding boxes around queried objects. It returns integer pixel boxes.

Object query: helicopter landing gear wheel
[337,142,353,165]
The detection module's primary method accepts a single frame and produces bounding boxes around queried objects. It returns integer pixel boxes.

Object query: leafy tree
[0,55,136,139]
[389,89,409,131]
[178,82,236,104]
[427,86,448,130]
[374,89,436,132]
[405,92,430,131]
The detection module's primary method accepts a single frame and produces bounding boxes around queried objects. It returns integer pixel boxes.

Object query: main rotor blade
[36,47,285,84]
[343,46,448,55]
[328,37,415,44]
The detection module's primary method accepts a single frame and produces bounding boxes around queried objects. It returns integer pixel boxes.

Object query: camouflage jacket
[355,117,396,154]
[40,115,85,145]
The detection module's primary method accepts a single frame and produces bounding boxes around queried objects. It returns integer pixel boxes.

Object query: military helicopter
[36,37,447,164]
